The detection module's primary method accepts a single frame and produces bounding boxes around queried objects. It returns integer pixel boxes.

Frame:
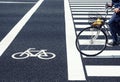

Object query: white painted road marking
[0,0,44,56]
[83,50,120,58]
[64,0,86,81]
[86,65,120,76]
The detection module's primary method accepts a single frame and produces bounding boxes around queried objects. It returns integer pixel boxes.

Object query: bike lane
[0,0,68,82]
[0,2,34,41]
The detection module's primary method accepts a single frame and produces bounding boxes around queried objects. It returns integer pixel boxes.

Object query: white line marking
[70,4,105,6]
[73,15,111,18]
[71,6,104,8]
[0,1,36,4]
[72,12,113,14]
[86,65,120,76]
[74,19,109,23]
[64,0,86,81]
[75,24,90,28]
[83,50,120,58]
[0,0,44,56]
[70,2,105,5]
[76,31,110,35]
[78,39,107,45]
[74,20,89,22]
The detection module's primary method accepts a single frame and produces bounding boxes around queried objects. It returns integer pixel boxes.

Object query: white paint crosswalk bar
[71,7,105,9]
[72,12,113,14]
[71,9,105,11]
[75,25,90,28]
[86,65,120,76]
[70,4,105,7]
[75,24,109,29]
[70,2,105,5]
[73,15,111,18]
[74,20,109,23]
[83,50,120,58]
[76,31,110,35]
[78,39,109,45]
[0,0,44,56]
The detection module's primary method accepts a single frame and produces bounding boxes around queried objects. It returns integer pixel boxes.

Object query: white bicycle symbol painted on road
[11,48,56,60]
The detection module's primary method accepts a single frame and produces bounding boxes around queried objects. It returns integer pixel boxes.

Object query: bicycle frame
[91,3,113,41]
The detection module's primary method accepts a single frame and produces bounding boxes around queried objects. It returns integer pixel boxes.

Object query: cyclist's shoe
[118,35,120,41]
[107,41,119,47]
[117,33,120,36]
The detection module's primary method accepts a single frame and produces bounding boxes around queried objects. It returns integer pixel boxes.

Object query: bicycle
[11,48,56,60]
[76,3,114,56]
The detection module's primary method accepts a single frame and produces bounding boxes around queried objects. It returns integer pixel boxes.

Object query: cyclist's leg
[108,13,118,43]
[114,16,120,43]
[116,22,120,36]
[116,22,120,42]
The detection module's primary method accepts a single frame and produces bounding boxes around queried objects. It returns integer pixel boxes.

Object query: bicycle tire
[76,27,108,56]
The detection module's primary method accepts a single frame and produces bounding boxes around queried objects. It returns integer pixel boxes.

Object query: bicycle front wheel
[76,27,107,56]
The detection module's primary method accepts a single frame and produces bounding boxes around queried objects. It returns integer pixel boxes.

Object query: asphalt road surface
[0,0,67,82]
[0,0,120,82]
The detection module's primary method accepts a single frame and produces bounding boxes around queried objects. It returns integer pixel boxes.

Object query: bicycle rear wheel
[76,27,107,56]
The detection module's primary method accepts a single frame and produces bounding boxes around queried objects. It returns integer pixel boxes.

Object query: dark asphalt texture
[0,0,120,82]
[0,0,68,82]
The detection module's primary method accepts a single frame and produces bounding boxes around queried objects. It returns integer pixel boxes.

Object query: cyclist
[107,0,120,46]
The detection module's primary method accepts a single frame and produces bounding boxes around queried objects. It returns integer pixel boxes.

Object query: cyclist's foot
[118,33,120,37]
[118,35,120,41]
[107,41,119,47]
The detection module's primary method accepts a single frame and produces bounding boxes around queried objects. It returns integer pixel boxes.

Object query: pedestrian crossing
[65,1,120,81]
[70,2,120,58]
